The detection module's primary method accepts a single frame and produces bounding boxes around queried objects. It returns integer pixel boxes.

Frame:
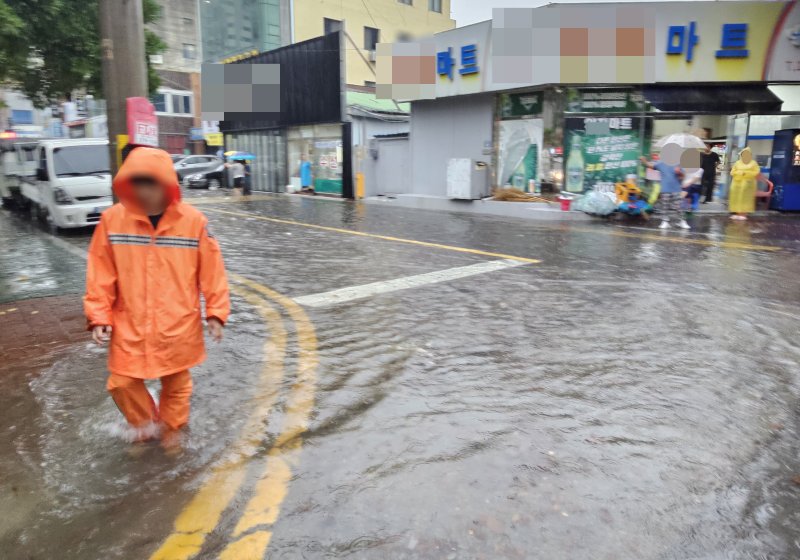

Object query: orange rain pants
[107,370,193,430]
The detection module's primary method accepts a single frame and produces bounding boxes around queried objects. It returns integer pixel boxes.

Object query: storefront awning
[643,85,783,113]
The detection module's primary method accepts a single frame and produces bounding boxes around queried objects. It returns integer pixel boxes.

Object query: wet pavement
[1,191,799,559]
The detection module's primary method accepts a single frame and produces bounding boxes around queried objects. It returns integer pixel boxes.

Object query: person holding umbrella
[230,159,246,192]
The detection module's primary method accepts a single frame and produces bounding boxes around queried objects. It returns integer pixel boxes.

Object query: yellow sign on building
[205,133,224,146]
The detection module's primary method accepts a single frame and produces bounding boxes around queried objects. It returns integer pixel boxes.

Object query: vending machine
[768,129,800,211]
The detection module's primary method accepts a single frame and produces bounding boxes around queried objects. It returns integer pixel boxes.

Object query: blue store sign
[437,44,480,80]
[667,21,750,62]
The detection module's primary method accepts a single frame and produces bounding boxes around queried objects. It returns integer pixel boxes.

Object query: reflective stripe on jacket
[84,148,230,379]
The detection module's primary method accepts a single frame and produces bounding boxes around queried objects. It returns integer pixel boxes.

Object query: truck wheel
[37,205,49,225]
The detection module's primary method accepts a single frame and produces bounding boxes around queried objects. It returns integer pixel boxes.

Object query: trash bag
[572,190,617,216]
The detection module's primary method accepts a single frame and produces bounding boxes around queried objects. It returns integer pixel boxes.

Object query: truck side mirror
[36,167,48,181]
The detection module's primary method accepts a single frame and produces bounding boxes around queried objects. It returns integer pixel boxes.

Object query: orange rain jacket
[84,148,230,379]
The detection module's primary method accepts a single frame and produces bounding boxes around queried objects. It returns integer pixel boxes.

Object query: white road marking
[293,259,530,308]
[45,235,89,260]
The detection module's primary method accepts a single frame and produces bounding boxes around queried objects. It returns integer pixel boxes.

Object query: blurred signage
[499,92,543,118]
[764,2,800,80]
[379,2,794,101]
[564,116,652,193]
[126,97,159,147]
[205,132,224,146]
[566,89,647,113]
[189,127,205,141]
[202,120,220,134]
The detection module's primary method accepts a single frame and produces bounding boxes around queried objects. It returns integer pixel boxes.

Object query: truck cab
[21,138,112,228]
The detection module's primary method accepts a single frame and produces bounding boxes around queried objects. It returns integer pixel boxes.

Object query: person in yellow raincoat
[728,147,760,220]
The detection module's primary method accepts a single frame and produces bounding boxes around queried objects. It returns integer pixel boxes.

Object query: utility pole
[99,0,148,175]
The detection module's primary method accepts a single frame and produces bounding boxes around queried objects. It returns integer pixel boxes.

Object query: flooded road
[1,193,799,559]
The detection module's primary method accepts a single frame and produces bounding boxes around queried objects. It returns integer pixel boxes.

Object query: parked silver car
[174,155,223,182]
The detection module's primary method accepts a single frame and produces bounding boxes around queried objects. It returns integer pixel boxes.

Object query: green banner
[566,89,647,113]
[499,92,543,118]
[563,117,651,193]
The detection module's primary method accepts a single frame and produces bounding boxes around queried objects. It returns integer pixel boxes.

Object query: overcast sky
[450,0,693,26]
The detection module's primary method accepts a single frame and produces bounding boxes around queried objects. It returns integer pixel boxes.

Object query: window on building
[151,93,167,113]
[183,43,196,60]
[171,94,192,115]
[429,0,442,12]
[364,81,376,88]
[183,17,193,26]
[398,0,412,5]
[155,91,193,115]
[324,18,341,35]
[364,27,380,51]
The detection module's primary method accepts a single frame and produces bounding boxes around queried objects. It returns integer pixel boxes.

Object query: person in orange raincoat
[84,147,230,439]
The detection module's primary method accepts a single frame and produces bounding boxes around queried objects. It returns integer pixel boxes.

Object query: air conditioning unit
[368,50,377,62]
[149,54,163,65]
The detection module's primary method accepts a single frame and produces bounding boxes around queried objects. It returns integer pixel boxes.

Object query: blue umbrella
[224,151,256,160]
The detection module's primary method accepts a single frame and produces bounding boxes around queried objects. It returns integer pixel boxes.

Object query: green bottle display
[511,143,539,191]
[566,135,584,193]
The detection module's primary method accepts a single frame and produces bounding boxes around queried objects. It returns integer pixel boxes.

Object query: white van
[0,140,38,208]
[21,138,112,228]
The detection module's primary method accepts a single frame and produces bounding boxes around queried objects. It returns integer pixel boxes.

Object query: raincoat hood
[113,147,181,212]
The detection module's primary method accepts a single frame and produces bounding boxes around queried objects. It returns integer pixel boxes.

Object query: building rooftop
[346,91,409,115]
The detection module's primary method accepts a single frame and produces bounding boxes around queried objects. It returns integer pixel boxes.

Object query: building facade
[200,0,291,63]
[376,1,800,208]
[149,0,203,154]
[292,0,455,87]
[221,33,348,194]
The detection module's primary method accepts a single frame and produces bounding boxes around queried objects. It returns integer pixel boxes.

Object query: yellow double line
[150,274,318,560]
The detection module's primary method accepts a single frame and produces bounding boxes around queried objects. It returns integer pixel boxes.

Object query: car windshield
[53,145,110,177]
[171,155,185,163]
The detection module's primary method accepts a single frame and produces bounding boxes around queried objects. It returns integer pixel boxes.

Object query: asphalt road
[1,192,799,559]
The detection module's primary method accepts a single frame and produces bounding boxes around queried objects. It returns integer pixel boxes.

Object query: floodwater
[1,194,799,559]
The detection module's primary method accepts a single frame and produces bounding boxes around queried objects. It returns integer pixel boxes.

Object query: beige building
[292,0,455,87]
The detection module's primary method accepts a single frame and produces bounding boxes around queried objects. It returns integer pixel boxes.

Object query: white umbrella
[655,132,706,149]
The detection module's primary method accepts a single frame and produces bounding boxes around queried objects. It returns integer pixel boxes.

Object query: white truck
[21,138,113,229]
[0,139,39,208]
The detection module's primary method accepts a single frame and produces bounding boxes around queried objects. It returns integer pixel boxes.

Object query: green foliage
[0,1,25,83]
[1,0,166,107]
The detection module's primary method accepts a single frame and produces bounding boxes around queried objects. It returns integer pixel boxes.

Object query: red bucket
[558,196,572,211]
